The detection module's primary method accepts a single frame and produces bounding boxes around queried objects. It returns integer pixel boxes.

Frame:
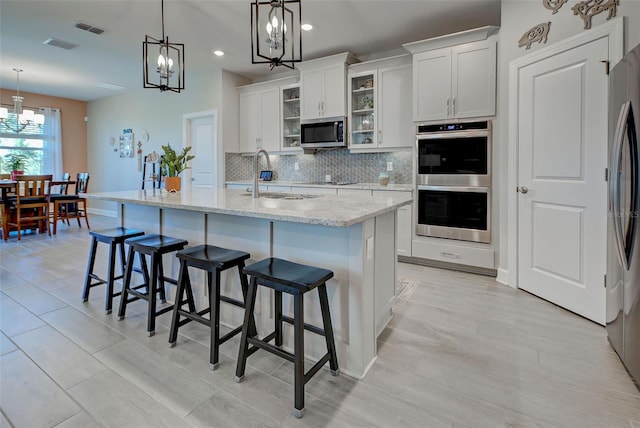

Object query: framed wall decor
[119,128,134,158]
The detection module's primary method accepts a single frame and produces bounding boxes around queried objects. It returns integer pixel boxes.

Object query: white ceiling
[0,0,501,101]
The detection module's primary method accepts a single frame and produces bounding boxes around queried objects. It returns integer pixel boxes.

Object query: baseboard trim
[399,255,497,277]
[496,268,512,287]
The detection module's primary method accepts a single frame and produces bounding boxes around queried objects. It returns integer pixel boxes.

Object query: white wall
[495,1,640,281]
[86,68,243,214]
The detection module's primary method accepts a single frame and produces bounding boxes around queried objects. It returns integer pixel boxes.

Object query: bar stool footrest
[280,315,326,337]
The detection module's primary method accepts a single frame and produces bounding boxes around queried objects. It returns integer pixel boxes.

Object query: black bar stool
[82,227,145,314]
[168,245,257,370]
[235,258,339,419]
[117,234,188,336]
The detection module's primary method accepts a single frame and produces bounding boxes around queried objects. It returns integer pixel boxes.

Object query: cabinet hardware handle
[378,130,382,144]
[518,186,529,194]
[441,252,460,259]
[446,98,450,117]
[452,97,456,115]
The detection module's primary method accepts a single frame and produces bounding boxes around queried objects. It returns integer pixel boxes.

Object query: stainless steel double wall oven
[415,120,492,243]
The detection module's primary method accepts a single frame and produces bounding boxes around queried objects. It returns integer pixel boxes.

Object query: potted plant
[5,153,29,180]
[160,143,195,192]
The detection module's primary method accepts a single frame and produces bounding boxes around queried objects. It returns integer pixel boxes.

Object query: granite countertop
[86,188,413,227]
[226,180,414,192]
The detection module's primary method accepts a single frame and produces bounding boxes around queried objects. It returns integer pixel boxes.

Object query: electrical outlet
[294,162,299,171]
[387,162,393,172]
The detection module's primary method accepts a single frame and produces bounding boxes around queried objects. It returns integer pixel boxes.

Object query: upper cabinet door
[239,91,261,153]
[413,48,452,122]
[322,63,347,118]
[379,64,413,149]
[300,68,323,120]
[260,88,281,152]
[452,40,496,119]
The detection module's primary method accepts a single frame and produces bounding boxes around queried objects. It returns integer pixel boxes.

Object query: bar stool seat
[117,234,188,336]
[168,245,256,370]
[235,258,339,419]
[82,227,145,314]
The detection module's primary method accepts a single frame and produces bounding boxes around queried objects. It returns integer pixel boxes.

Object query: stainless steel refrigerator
[607,43,640,385]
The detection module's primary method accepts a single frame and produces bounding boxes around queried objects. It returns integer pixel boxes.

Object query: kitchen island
[85,187,412,378]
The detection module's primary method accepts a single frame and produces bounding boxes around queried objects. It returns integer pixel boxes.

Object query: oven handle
[416,130,490,140]
[417,185,489,193]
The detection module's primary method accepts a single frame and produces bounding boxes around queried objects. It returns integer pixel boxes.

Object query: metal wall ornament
[518,22,551,50]
[251,0,302,70]
[572,0,619,30]
[143,0,185,92]
[542,0,569,14]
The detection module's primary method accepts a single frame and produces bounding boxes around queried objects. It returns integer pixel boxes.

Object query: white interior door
[185,113,216,188]
[516,37,608,324]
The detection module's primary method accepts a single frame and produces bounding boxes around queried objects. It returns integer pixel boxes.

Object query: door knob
[519,186,529,194]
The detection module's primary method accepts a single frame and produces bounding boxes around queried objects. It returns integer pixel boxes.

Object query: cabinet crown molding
[296,52,359,70]
[403,25,499,54]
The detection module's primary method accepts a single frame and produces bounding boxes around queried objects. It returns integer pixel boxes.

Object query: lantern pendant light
[251,0,302,70]
[143,0,185,93]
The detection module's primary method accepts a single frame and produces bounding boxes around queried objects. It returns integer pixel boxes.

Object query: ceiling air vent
[74,22,105,35]
[43,38,78,50]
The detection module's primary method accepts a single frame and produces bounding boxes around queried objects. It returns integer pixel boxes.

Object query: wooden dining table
[1,179,76,240]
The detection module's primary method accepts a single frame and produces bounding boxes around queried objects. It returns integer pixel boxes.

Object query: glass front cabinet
[281,84,301,152]
[349,72,377,149]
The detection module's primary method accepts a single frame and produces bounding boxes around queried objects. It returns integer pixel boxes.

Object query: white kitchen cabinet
[239,86,280,153]
[280,84,302,153]
[238,77,298,154]
[404,26,499,122]
[337,188,412,257]
[373,190,412,257]
[348,55,413,151]
[297,52,358,121]
[296,186,338,195]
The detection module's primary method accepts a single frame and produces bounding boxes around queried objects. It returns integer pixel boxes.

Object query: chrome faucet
[252,148,272,198]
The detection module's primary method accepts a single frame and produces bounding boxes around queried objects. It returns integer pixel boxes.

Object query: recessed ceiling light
[301,23,313,31]
[213,50,224,56]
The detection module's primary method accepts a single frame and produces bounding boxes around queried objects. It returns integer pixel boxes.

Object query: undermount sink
[241,192,321,199]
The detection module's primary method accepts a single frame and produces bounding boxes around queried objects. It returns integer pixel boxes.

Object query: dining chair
[49,172,72,226]
[51,172,91,234]
[4,174,53,241]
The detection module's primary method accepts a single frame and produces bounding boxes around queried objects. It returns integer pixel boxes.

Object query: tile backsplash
[225,149,413,184]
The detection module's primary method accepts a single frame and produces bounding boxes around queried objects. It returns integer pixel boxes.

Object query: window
[0,109,51,175]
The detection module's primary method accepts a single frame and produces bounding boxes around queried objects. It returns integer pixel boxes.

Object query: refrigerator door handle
[610,102,630,270]
[625,102,639,265]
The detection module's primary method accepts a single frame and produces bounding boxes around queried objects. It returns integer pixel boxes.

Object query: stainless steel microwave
[301,117,346,149]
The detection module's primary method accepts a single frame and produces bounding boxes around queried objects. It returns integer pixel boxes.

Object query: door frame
[507,18,624,288]
[182,110,219,188]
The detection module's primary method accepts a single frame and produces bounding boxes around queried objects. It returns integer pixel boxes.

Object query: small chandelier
[0,68,45,133]
[143,0,185,93]
[251,0,302,70]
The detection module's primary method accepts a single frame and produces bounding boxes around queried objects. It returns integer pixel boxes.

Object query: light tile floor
[1,215,639,427]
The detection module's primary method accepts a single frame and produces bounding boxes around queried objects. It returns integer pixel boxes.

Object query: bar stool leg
[275,290,283,346]
[168,260,188,347]
[82,237,98,302]
[157,255,167,304]
[183,268,197,313]
[318,284,339,375]
[235,277,258,382]
[147,252,159,336]
[293,292,305,418]
[118,241,127,282]
[117,245,136,320]
[209,270,221,370]
[237,261,257,337]
[104,241,118,314]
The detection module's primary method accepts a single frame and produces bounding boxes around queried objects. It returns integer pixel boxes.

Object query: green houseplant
[160,143,195,192]
[4,153,29,180]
